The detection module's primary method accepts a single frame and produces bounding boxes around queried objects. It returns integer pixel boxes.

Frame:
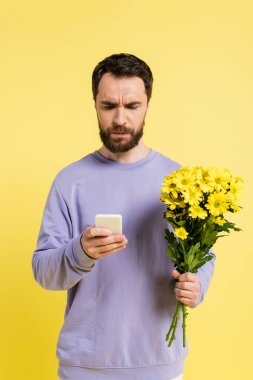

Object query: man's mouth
[111,132,129,135]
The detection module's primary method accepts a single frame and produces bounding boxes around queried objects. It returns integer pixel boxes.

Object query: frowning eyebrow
[100,101,142,106]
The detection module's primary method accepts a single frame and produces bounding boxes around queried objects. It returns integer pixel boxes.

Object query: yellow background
[0,1,252,379]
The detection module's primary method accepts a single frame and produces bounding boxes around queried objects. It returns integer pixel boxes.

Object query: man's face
[94,72,149,153]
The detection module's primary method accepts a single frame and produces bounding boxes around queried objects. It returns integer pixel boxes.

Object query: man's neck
[98,142,151,164]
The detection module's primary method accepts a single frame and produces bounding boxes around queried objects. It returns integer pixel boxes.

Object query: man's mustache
[108,126,133,134]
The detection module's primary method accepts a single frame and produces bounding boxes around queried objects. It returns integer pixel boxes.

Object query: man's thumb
[171,269,180,279]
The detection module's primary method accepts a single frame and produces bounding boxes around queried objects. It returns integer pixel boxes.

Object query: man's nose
[113,106,127,125]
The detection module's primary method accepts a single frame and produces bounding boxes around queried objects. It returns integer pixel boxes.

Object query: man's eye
[103,105,115,109]
[126,105,138,109]
[102,104,138,110]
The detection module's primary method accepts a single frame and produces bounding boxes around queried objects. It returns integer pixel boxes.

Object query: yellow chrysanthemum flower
[210,216,226,226]
[172,169,196,192]
[228,177,244,202]
[194,169,211,192]
[160,195,176,209]
[205,191,229,216]
[205,167,231,192]
[165,210,175,218]
[161,176,178,198]
[182,187,203,206]
[174,227,189,240]
[192,166,204,179]
[189,205,208,219]
[175,200,187,209]
[160,193,186,210]
[229,202,241,213]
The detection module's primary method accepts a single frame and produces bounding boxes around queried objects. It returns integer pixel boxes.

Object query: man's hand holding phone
[80,215,127,260]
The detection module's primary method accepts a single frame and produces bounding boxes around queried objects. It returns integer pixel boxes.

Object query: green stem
[182,304,188,347]
[166,301,183,347]
[180,240,186,257]
[166,302,179,340]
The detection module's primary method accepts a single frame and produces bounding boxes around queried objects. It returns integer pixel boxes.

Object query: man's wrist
[80,234,98,260]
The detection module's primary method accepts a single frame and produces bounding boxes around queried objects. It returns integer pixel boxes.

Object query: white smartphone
[95,214,122,234]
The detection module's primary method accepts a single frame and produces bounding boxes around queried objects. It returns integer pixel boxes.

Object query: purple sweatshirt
[32,149,216,380]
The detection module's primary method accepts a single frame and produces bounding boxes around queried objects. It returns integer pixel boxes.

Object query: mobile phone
[95,214,122,234]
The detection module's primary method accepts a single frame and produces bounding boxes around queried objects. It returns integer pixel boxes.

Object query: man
[32,53,216,380]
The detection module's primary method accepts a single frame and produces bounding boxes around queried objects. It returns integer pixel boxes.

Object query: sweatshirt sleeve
[32,178,97,290]
[190,249,216,308]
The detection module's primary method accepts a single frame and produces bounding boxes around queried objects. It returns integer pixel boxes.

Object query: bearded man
[32,53,216,380]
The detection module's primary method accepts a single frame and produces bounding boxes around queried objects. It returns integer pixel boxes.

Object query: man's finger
[85,225,112,238]
[178,272,198,283]
[175,281,194,291]
[97,241,127,255]
[94,236,127,247]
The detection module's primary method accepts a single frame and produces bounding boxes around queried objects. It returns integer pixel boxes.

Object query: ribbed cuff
[72,234,97,268]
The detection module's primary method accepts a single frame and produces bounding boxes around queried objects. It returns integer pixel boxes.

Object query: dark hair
[92,53,153,103]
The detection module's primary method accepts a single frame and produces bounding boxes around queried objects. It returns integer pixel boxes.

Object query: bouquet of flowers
[160,166,243,347]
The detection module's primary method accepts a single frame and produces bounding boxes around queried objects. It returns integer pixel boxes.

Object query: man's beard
[98,120,145,153]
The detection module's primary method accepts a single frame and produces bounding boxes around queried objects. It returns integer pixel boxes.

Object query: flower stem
[182,304,188,347]
[166,301,183,347]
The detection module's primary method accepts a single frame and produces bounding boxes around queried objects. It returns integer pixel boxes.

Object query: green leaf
[184,242,201,267]
[192,255,214,271]
[202,230,218,248]
[168,258,177,264]
[166,246,176,259]
[190,219,207,237]
[189,250,205,270]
